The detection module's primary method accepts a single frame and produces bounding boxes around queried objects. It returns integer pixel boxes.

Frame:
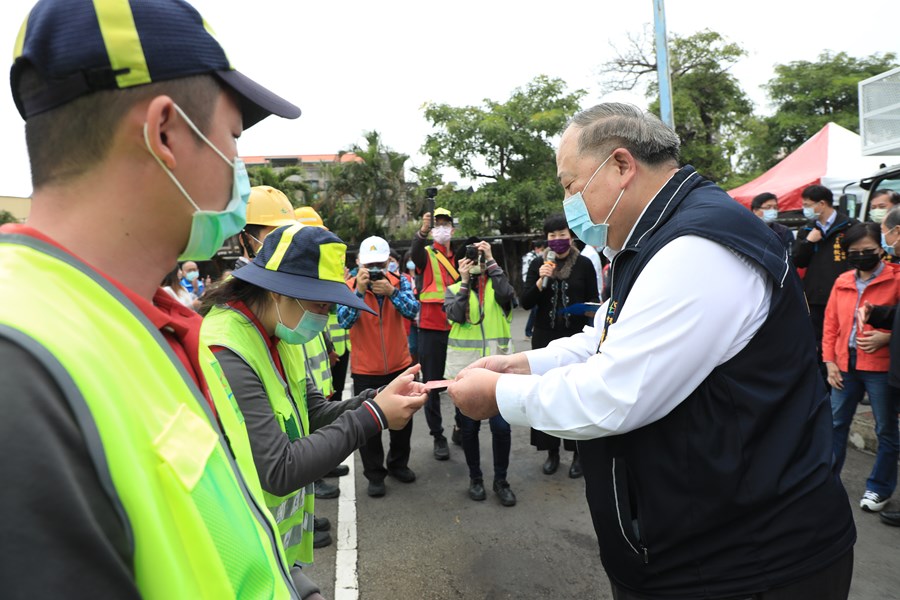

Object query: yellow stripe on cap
[13,11,29,60]
[202,19,232,68]
[318,242,347,283]
[266,223,304,271]
[93,0,151,88]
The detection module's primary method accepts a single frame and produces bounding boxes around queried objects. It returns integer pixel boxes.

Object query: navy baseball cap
[10,0,300,128]
[233,223,375,314]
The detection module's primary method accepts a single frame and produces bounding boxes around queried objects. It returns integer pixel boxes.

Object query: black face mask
[847,251,882,272]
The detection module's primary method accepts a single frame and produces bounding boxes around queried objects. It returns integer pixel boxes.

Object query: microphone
[541,250,557,290]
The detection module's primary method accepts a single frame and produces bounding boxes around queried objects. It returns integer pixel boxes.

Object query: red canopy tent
[728,122,900,211]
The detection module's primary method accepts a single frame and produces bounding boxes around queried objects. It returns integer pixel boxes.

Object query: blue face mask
[563,153,626,248]
[802,206,819,220]
[144,104,250,261]
[387,262,399,273]
[184,270,199,282]
[882,232,896,257]
[406,260,416,271]
[761,208,778,223]
[274,299,330,345]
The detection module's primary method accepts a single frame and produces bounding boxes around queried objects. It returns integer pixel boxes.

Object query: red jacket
[347,272,413,376]
[822,262,900,372]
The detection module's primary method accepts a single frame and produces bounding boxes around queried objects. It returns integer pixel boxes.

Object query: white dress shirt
[496,235,773,439]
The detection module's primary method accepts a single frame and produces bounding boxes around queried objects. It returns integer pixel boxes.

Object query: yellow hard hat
[246,186,297,228]
[295,206,326,228]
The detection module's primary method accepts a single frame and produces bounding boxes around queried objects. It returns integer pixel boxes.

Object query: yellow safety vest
[201,306,316,565]
[326,311,350,356]
[445,278,513,378]
[0,233,297,599]
[300,333,333,398]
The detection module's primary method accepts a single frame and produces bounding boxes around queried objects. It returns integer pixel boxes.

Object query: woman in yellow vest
[444,239,518,506]
[200,224,426,595]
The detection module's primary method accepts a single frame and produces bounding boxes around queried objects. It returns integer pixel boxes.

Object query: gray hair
[567,103,680,166]
[885,204,900,229]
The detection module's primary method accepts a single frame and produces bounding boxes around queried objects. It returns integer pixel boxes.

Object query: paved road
[306,307,900,600]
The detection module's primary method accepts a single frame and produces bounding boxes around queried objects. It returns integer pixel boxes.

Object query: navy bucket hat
[233,224,375,314]
[10,0,300,127]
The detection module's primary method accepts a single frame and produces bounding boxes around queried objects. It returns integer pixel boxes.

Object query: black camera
[367,267,386,282]
[425,186,437,217]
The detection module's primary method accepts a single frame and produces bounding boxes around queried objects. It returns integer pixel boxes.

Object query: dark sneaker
[860,490,889,512]
[325,464,349,477]
[367,480,386,497]
[568,454,583,479]
[314,516,330,532]
[542,451,560,475]
[313,530,332,549]
[314,479,340,499]
[451,426,462,446]
[468,478,486,501]
[880,510,900,526]
[433,436,450,461]
[388,467,417,483]
[493,479,517,507]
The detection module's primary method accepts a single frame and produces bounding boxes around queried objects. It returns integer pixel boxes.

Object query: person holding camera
[445,240,518,506]
[411,206,460,460]
[338,236,421,497]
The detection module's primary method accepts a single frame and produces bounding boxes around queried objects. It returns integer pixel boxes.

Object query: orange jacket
[347,272,413,376]
[822,262,900,372]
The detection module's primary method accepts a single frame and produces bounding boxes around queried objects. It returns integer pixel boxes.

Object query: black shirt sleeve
[0,338,139,599]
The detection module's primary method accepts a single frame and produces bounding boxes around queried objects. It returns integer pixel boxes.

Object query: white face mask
[432,225,452,245]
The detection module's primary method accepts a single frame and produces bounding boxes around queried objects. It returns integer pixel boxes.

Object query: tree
[421,75,585,234]
[744,51,898,172]
[602,29,755,186]
[316,131,408,245]
[0,210,18,225]
[247,165,311,207]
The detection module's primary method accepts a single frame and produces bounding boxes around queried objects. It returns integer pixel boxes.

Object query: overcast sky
[1,0,897,198]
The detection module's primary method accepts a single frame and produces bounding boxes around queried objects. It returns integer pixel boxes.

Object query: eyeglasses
[847,248,880,258]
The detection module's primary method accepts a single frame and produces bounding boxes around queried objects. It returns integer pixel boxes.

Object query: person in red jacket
[823,222,900,513]
[338,236,421,497]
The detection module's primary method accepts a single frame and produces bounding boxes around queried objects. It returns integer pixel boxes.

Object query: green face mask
[274,299,329,345]
[143,104,250,261]
[870,208,888,224]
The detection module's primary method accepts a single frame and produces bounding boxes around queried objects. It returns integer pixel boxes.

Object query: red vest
[418,243,457,331]
[347,272,413,375]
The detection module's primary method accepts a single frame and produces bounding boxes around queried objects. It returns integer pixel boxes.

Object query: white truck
[855,66,900,219]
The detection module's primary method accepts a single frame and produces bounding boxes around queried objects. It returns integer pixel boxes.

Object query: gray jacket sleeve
[214,348,385,497]
[444,283,470,324]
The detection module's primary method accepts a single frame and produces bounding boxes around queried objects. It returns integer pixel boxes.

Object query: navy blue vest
[581,166,855,598]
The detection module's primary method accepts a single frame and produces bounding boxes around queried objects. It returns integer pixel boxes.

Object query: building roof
[241,153,363,166]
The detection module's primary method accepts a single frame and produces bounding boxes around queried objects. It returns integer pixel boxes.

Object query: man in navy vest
[449,103,856,599]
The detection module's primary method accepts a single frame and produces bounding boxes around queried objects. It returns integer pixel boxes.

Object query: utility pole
[653,0,675,128]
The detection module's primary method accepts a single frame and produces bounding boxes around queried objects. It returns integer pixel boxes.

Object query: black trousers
[419,328,449,438]
[331,350,350,400]
[809,303,829,384]
[610,547,853,600]
[353,370,412,483]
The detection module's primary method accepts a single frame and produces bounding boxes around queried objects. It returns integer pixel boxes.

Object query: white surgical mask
[432,225,452,246]
[870,208,888,224]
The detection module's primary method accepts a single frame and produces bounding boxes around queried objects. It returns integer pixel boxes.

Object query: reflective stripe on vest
[0,234,297,599]
[326,311,350,355]
[420,245,458,303]
[302,333,333,397]
[201,306,315,565]
[447,279,512,357]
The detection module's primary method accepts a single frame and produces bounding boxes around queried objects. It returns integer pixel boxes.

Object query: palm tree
[247,165,312,207]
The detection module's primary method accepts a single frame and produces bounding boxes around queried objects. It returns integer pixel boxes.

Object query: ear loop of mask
[142,103,235,214]
[581,153,625,225]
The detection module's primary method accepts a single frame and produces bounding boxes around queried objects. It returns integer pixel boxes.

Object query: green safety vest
[0,233,297,599]
[301,332,334,398]
[201,306,316,566]
[326,311,350,356]
[447,278,513,359]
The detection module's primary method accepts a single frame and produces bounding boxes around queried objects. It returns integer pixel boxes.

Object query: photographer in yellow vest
[444,240,517,506]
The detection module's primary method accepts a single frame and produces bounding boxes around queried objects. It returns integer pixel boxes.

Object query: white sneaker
[860,490,889,512]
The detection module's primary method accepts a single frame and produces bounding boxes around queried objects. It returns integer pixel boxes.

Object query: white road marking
[333,384,358,600]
